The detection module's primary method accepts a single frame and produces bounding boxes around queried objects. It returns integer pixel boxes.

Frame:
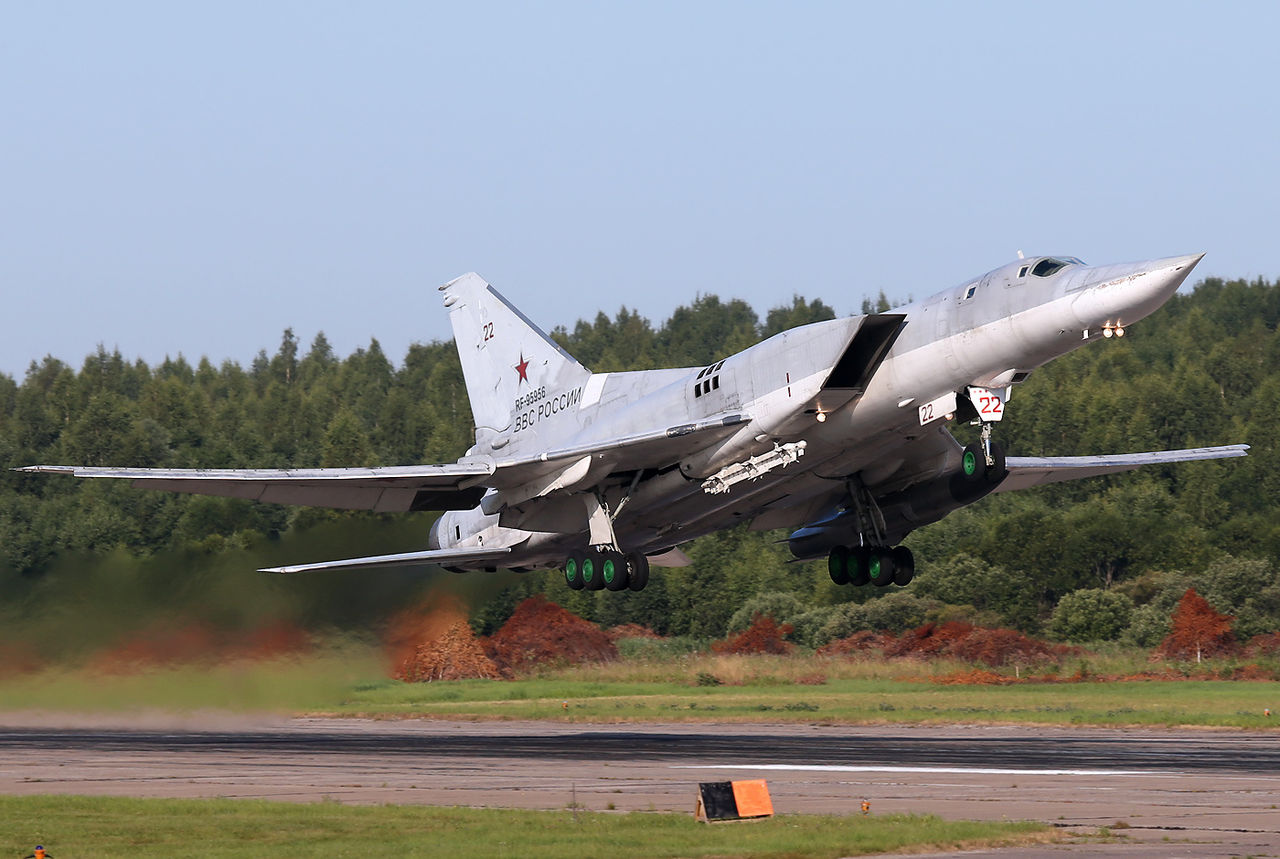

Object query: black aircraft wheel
[582,549,606,591]
[891,546,915,586]
[828,546,851,585]
[625,552,650,592]
[985,441,1008,483]
[564,556,585,591]
[961,443,985,481]
[603,551,629,591]
[848,546,871,586]
[869,547,896,587]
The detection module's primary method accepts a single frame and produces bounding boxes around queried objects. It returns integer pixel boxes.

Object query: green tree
[1048,588,1134,642]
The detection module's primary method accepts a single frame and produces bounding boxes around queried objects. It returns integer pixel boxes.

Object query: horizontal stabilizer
[997,444,1249,492]
[259,546,512,574]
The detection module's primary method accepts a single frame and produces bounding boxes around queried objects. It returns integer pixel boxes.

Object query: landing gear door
[964,386,1007,422]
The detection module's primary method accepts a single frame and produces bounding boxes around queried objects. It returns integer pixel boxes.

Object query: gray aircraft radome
[19,253,1248,591]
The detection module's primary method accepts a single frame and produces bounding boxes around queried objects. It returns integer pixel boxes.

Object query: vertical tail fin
[441,273,591,437]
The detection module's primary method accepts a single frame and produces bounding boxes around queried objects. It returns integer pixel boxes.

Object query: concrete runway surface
[1,715,1278,857]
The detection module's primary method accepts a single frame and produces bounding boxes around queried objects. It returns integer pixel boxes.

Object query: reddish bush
[817,630,891,656]
[1231,663,1277,681]
[385,597,472,672]
[884,621,974,658]
[712,615,794,655]
[396,620,500,682]
[1243,632,1280,658]
[483,595,617,674]
[1155,589,1237,662]
[949,627,1074,667]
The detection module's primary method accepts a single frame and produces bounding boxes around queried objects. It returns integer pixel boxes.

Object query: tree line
[0,276,1276,656]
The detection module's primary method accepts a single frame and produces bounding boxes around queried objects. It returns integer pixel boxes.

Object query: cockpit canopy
[1029,256,1085,277]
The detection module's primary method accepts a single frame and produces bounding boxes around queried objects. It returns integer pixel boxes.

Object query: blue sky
[2,1,1276,377]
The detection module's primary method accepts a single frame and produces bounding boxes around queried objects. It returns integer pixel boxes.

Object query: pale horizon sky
[3,1,1277,378]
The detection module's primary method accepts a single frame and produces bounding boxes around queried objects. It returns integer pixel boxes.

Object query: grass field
[0,795,1054,859]
[2,649,1277,728]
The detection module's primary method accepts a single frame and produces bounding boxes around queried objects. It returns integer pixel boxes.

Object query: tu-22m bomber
[20,252,1247,591]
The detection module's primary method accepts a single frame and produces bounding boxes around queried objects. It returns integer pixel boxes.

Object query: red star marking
[514,353,530,385]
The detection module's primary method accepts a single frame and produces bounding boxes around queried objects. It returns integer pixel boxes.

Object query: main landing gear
[564,549,650,592]
[827,544,915,587]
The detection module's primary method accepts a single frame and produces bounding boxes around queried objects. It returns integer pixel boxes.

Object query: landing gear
[625,552,650,592]
[868,548,895,587]
[826,544,913,587]
[891,546,915,586]
[828,546,850,585]
[962,438,1006,483]
[848,546,871,586]
[562,548,650,592]
[582,548,606,591]
[564,556,584,591]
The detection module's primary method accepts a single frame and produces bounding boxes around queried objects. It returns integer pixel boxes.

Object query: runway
[2,716,1278,857]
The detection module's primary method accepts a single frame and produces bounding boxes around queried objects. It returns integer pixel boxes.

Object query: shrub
[725,592,806,635]
[1049,588,1134,642]
[819,593,935,641]
[790,606,842,648]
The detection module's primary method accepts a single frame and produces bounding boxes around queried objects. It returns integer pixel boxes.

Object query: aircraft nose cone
[1072,252,1205,331]
[1164,252,1206,278]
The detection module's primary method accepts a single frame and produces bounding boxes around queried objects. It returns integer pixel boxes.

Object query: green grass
[336,675,1280,728]
[0,796,1052,859]
[1,649,1277,729]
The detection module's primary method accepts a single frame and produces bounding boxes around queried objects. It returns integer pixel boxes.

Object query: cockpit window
[1032,257,1075,277]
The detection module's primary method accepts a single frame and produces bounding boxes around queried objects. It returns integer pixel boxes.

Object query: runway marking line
[674,764,1164,777]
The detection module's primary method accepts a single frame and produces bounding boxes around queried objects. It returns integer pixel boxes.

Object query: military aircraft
[19,252,1246,592]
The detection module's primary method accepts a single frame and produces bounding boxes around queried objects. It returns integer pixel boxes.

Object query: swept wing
[14,412,749,510]
[996,444,1249,492]
[259,546,511,574]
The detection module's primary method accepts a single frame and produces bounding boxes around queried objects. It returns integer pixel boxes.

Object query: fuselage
[429,253,1204,569]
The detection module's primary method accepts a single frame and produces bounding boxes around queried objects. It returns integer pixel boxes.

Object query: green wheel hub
[582,557,595,585]
[564,558,578,585]
[962,449,978,476]
[602,557,616,585]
